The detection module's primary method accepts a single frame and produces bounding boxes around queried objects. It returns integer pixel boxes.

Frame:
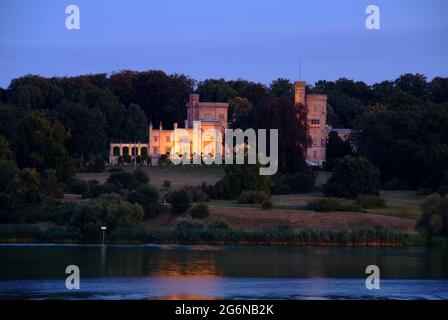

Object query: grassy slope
[78,167,423,232]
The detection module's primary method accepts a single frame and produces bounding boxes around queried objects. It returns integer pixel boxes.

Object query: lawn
[77,165,225,189]
[77,167,424,232]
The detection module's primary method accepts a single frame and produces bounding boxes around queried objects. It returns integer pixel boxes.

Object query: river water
[0,244,447,299]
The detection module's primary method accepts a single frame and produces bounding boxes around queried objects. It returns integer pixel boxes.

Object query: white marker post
[101,226,107,245]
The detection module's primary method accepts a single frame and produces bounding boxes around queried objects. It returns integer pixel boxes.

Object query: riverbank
[1,223,446,247]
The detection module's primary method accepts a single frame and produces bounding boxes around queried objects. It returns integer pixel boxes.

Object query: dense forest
[0,71,447,194]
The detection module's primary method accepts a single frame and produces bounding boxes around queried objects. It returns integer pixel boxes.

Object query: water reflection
[0,244,447,299]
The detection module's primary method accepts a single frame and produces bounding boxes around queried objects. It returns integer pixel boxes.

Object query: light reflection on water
[0,244,447,300]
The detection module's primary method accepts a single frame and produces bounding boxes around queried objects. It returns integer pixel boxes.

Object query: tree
[5,168,45,222]
[228,97,254,129]
[326,131,353,170]
[394,73,427,98]
[0,160,18,192]
[324,156,380,198]
[69,194,144,240]
[215,163,271,199]
[255,97,308,174]
[196,78,237,102]
[15,113,75,182]
[0,135,12,160]
[417,193,448,240]
[169,189,191,214]
[55,103,106,168]
[269,78,294,99]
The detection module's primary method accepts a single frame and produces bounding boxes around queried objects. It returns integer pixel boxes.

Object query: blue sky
[0,0,447,88]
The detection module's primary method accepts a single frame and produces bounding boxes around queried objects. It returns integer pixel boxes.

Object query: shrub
[261,201,273,210]
[417,193,448,239]
[174,217,204,240]
[191,204,209,219]
[68,179,89,195]
[271,172,315,194]
[37,200,77,224]
[215,163,271,199]
[143,202,167,218]
[270,174,292,194]
[356,195,387,209]
[238,191,269,204]
[382,178,409,191]
[208,218,230,230]
[305,198,361,212]
[127,185,159,206]
[107,171,140,190]
[69,194,144,240]
[169,189,191,214]
[183,185,209,202]
[41,226,76,241]
[288,172,315,193]
[163,180,171,189]
[87,156,105,173]
[324,156,380,198]
[0,159,18,192]
[0,224,41,241]
[133,168,149,184]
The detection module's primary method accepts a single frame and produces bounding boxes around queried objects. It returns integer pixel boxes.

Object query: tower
[294,81,328,166]
[294,81,306,106]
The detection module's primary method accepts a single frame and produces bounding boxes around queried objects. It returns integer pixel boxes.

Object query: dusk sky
[0,0,447,88]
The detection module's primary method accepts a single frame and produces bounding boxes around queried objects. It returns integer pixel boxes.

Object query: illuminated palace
[109,81,351,166]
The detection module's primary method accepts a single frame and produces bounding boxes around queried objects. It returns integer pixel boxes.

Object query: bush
[169,189,191,214]
[37,200,77,224]
[356,195,387,209]
[238,191,269,204]
[127,185,159,206]
[191,204,209,219]
[0,160,18,192]
[417,193,448,239]
[271,172,315,194]
[133,168,149,184]
[174,217,204,240]
[208,218,230,230]
[54,188,65,199]
[163,180,171,189]
[88,182,122,198]
[69,194,144,240]
[183,185,209,202]
[68,179,89,195]
[87,156,105,173]
[0,224,42,241]
[288,172,315,193]
[382,178,409,191]
[261,201,273,210]
[215,163,271,199]
[324,156,380,198]
[143,202,167,218]
[107,171,140,190]
[305,198,361,212]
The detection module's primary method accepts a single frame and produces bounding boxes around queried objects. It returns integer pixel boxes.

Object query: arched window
[122,147,129,156]
[113,146,120,156]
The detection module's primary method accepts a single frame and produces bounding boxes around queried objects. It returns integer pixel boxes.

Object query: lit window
[219,113,224,120]
[153,147,159,154]
[154,136,158,142]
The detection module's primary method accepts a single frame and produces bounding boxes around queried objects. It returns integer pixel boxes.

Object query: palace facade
[109,81,351,166]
